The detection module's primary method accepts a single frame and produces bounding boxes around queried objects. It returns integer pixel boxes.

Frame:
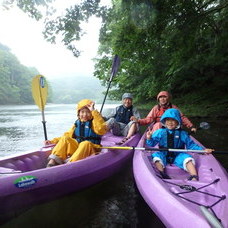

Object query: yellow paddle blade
[32,75,48,111]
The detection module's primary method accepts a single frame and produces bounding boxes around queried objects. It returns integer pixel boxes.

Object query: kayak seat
[17,154,47,171]
[12,160,28,172]
[165,165,188,179]
[21,157,37,171]
[1,162,18,170]
[0,154,46,172]
[148,156,189,179]
[30,154,46,169]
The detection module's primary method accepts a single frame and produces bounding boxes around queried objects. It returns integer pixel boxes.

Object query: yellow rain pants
[51,136,101,162]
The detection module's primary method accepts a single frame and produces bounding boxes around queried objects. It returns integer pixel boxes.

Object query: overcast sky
[0,0,105,79]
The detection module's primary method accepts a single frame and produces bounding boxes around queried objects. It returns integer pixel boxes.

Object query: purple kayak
[0,132,141,219]
[133,130,228,228]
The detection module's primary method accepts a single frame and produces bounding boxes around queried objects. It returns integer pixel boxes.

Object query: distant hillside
[49,76,106,104]
[0,43,39,104]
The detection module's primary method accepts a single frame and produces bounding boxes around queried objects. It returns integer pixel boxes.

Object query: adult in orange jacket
[132,91,196,133]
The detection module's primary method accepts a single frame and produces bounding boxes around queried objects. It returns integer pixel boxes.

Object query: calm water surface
[0,104,227,227]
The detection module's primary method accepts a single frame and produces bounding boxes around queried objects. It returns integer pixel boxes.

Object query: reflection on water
[0,105,227,227]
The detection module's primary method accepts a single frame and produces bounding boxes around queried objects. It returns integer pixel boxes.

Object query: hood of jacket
[77,99,93,111]
[157,91,171,102]
[160,108,182,128]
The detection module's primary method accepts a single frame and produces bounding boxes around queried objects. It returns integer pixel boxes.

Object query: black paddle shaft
[100,55,120,114]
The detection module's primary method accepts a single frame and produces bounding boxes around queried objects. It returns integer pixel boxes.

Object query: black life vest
[74,119,101,145]
[115,105,133,124]
[159,129,185,164]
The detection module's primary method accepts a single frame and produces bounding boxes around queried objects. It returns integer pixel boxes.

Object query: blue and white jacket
[146,108,203,156]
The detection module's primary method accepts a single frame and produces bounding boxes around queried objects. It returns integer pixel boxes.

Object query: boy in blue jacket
[146,108,213,181]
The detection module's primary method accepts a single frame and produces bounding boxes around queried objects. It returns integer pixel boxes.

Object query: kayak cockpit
[0,149,51,174]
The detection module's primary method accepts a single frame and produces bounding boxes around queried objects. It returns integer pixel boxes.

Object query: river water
[0,104,228,227]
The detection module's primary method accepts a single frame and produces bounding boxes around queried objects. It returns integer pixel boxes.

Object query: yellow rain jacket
[49,100,107,163]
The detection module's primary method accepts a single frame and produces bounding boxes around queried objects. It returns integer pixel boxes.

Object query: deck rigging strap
[162,178,226,223]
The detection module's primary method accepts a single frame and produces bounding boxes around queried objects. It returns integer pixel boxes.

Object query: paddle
[32,75,48,140]
[100,146,228,154]
[200,206,223,228]
[100,55,121,114]
[198,122,210,130]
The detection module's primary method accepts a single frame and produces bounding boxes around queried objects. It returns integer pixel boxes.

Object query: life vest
[74,119,101,145]
[155,103,173,122]
[159,129,185,163]
[115,105,133,124]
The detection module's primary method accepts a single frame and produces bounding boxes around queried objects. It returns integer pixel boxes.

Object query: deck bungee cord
[162,178,225,227]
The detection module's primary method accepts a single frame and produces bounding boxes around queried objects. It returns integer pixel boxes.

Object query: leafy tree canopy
[3,0,228,106]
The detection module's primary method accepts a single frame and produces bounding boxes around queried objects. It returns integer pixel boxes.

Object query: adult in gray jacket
[106,93,141,144]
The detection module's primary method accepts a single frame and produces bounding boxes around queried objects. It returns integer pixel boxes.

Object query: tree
[94,0,228,102]
[3,0,228,104]
[0,43,39,104]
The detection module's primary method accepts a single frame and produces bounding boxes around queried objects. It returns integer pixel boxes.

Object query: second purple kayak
[133,129,228,228]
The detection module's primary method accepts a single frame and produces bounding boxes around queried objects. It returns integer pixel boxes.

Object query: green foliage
[93,0,228,105]
[6,0,228,113]
[0,43,39,104]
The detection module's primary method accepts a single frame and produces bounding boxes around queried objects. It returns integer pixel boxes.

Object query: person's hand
[191,127,197,133]
[44,140,52,145]
[130,116,138,122]
[204,148,214,155]
[87,102,95,111]
[146,129,153,140]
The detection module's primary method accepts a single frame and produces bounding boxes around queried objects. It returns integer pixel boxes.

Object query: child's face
[165,118,178,130]
[78,107,92,122]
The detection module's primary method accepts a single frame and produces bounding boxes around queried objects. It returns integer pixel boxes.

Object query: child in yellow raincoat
[45,99,108,167]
